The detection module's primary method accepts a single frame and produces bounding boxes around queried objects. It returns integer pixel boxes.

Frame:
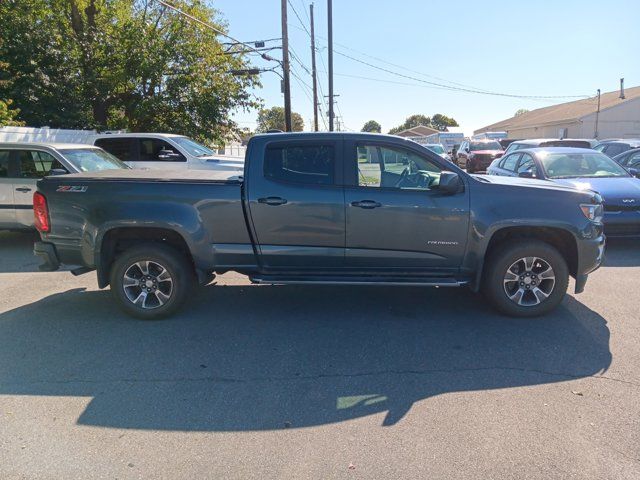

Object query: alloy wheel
[122,260,174,310]
[503,256,555,307]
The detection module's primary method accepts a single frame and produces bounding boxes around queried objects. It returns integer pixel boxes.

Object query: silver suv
[0,143,127,229]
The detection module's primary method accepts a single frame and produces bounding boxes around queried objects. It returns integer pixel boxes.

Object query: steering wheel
[395,167,410,188]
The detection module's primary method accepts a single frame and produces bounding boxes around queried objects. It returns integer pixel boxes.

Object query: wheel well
[98,227,194,288]
[484,226,578,277]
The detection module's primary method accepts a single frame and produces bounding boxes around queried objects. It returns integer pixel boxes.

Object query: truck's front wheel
[109,244,194,320]
[482,240,569,317]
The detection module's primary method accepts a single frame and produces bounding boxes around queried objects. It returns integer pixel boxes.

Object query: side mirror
[518,171,535,179]
[438,171,462,194]
[629,168,640,178]
[49,168,68,176]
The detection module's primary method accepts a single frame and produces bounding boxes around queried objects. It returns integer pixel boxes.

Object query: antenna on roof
[619,78,625,99]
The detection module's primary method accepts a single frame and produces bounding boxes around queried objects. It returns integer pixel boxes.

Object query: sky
[212,0,640,135]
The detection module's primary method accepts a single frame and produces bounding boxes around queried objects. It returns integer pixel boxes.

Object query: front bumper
[603,210,640,237]
[574,232,606,294]
[34,241,61,272]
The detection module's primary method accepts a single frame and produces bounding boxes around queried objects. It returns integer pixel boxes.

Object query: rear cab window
[94,138,135,162]
[264,144,335,185]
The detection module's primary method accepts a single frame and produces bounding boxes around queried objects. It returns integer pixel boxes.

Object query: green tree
[256,106,304,132]
[514,108,529,116]
[430,113,459,131]
[0,99,24,127]
[361,120,381,133]
[0,0,260,143]
[388,114,431,134]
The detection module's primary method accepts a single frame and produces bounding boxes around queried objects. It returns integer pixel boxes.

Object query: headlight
[580,203,604,223]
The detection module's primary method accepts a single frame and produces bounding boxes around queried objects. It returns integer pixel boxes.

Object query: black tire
[482,240,569,317]
[109,243,194,320]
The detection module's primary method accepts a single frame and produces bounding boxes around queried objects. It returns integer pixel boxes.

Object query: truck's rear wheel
[109,244,194,320]
[482,240,569,317]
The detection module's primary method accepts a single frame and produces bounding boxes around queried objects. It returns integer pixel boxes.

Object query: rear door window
[517,153,537,176]
[499,153,521,171]
[15,151,63,178]
[138,138,186,162]
[0,150,9,177]
[265,144,335,185]
[94,138,135,161]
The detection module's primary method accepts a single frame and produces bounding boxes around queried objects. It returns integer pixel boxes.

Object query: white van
[89,133,244,173]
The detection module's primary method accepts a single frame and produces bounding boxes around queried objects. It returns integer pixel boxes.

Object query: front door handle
[258,196,288,206]
[15,187,32,193]
[351,200,382,209]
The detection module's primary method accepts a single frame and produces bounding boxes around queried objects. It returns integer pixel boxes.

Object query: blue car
[487,147,640,237]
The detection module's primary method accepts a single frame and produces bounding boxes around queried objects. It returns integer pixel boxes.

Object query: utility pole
[310,3,319,131]
[327,0,334,131]
[594,88,601,139]
[281,0,292,131]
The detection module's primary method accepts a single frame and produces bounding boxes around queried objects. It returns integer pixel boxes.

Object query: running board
[249,275,467,287]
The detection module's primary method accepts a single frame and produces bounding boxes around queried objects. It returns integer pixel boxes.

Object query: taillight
[33,192,50,233]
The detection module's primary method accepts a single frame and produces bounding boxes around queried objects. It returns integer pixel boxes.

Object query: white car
[89,133,244,172]
[0,143,127,229]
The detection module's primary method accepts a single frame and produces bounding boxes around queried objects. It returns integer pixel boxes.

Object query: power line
[333,49,591,100]
[288,21,591,100]
[285,7,331,129]
[287,0,311,37]
[157,1,280,63]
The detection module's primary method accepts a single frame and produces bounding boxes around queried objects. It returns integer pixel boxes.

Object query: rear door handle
[15,187,32,192]
[351,200,382,209]
[258,196,288,206]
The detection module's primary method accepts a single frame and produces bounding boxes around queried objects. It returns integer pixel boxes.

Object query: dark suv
[594,139,640,158]
[457,139,504,173]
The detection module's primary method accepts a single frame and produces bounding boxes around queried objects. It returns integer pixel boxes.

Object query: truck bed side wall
[38,179,255,272]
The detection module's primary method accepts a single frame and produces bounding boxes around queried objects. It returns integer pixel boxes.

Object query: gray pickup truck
[34,132,605,319]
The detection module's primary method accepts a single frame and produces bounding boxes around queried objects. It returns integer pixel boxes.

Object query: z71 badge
[56,185,88,193]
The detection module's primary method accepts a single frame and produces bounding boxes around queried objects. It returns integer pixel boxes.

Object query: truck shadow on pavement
[602,238,640,267]
[0,283,612,431]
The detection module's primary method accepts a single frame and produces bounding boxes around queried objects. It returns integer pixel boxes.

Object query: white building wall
[579,96,640,139]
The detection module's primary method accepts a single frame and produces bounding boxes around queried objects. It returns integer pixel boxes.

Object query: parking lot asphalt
[1,231,639,479]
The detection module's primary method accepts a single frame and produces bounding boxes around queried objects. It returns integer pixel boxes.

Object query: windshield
[426,145,445,154]
[172,136,215,157]
[538,152,630,179]
[470,141,501,151]
[59,148,129,171]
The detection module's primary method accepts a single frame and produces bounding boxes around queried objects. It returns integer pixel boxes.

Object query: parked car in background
[89,133,244,172]
[504,139,597,155]
[456,139,504,173]
[35,132,605,319]
[424,143,451,161]
[594,139,640,158]
[612,148,640,169]
[0,143,128,230]
[487,147,640,237]
[499,138,520,150]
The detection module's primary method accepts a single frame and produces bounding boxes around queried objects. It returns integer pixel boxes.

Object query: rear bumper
[33,241,61,272]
